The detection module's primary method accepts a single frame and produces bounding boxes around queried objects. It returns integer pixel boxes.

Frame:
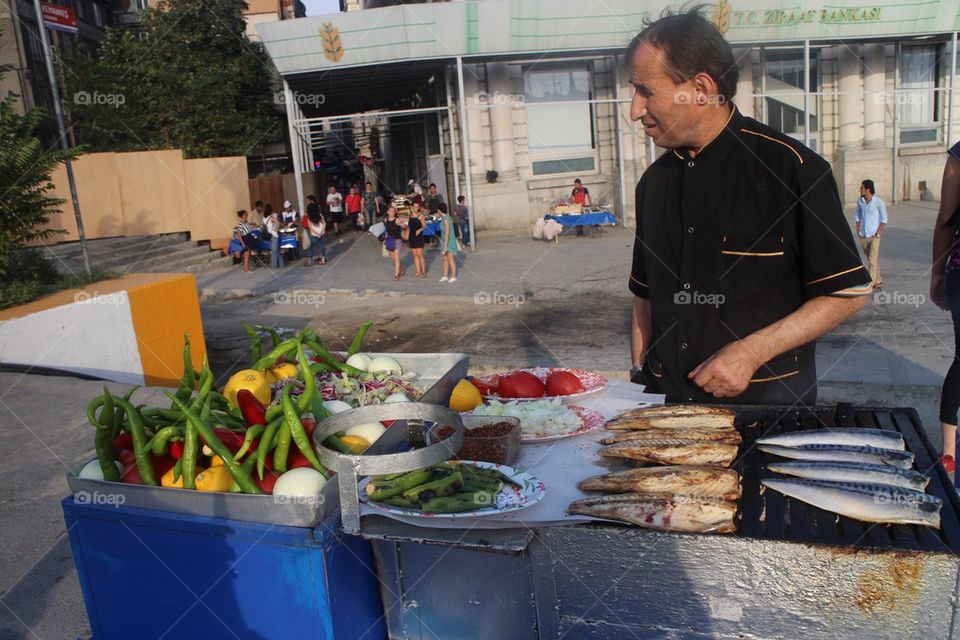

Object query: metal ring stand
[312,403,465,534]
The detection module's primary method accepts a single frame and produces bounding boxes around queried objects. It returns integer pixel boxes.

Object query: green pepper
[347,320,372,358]
[172,458,184,483]
[273,422,292,473]
[403,471,463,502]
[147,425,184,457]
[242,320,262,365]
[367,469,433,500]
[281,385,328,477]
[378,496,417,509]
[294,342,315,415]
[86,391,120,482]
[255,324,283,349]
[172,334,196,406]
[235,424,265,460]
[182,407,199,490]
[421,491,494,514]
[166,394,262,494]
[257,416,282,480]
[306,339,365,376]
[112,397,157,485]
[251,340,298,372]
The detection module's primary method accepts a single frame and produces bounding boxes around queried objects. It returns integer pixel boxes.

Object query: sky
[301,0,342,16]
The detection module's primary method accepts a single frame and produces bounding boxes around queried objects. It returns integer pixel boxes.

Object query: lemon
[270,362,299,381]
[449,378,483,412]
[223,369,272,408]
[195,465,234,492]
[339,435,370,454]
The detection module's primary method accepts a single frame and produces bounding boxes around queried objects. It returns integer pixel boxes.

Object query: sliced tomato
[469,375,500,397]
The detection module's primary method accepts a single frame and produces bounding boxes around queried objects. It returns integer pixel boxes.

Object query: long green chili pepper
[307,339,365,376]
[295,343,315,415]
[86,393,120,482]
[257,416,282,480]
[209,392,232,411]
[182,407,199,490]
[172,458,183,483]
[324,434,353,455]
[273,422,292,473]
[147,425,184,457]
[112,397,157,485]
[190,360,214,412]
[309,362,333,375]
[255,324,283,349]
[235,424,265,460]
[230,455,258,493]
[281,386,328,477]
[111,386,138,441]
[166,394,261,494]
[242,320,262,365]
[173,334,195,405]
[251,340,298,372]
[347,320,373,358]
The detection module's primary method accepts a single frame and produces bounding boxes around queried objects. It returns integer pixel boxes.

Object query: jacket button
[687,161,695,168]
[687,226,695,234]
[683,283,691,290]
[681,342,688,350]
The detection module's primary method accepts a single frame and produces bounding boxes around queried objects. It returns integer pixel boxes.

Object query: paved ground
[1,200,955,638]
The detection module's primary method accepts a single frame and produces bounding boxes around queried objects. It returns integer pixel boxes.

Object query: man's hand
[688,340,763,398]
[931,272,948,310]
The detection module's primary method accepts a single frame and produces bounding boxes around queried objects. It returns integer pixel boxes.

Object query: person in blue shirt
[855,179,888,288]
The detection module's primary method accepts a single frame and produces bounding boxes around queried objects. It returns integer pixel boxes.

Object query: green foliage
[68,0,281,158]
[0,250,115,310]
[0,63,78,281]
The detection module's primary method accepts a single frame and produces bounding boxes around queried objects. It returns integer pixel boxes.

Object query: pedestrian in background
[326,185,344,235]
[304,196,327,266]
[454,195,471,247]
[855,179,888,288]
[438,203,458,283]
[363,181,381,226]
[931,143,960,481]
[408,204,427,277]
[384,206,405,281]
[346,185,364,233]
[265,204,282,269]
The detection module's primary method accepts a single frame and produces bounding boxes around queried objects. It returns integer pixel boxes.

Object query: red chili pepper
[113,433,134,451]
[169,441,184,460]
[200,429,246,453]
[237,389,268,426]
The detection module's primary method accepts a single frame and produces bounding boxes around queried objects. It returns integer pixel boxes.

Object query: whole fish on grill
[758,443,914,469]
[599,439,739,467]
[766,460,929,490]
[757,429,905,451]
[761,477,941,528]
[615,405,735,419]
[602,427,741,446]
[568,493,738,533]
[579,466,741,500]
[606,414,736,431]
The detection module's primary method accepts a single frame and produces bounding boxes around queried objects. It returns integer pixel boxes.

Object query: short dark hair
[438,202,448,213]
[429,183,437,189]
[365,181,372,186]
[574,178,582,184]
[264,204,273,215]
[254,200,263,207]
[237,210,247,218]
[627,6,739,104]
[861,179,875,194]
[307,194,317,203]
[457,195,465,203]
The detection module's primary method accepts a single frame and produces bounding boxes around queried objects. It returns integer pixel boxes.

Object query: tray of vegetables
[67,320,469,528]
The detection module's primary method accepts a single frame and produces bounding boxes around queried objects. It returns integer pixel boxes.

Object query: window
[137,0,150,8]
[92,3,103,27]
[524,66,596,176]
[762,48,819,151]
[900,45,940,144]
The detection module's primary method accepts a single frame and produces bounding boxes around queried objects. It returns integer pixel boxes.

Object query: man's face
[629,41,698,148]
[429,186,437,195]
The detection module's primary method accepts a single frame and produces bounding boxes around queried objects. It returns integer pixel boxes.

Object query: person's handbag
[241,233,258,250]
[401,228,410,241]
[259,225,273,242]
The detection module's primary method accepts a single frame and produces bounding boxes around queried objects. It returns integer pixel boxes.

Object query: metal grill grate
[734,405,960,553]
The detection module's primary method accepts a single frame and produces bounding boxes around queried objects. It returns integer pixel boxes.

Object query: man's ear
[693,72,721,106]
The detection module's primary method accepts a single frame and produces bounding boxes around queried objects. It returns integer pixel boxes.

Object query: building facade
[258,0,960,233]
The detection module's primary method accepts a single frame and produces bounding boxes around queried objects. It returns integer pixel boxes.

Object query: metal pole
[32,0,90,273]
[456,57,476,250]
[445,68,461,206]
[803,40,810,149]
[948,32,957,149]
[283,80,306,215]
[893,42,900,205]
[613,56,627,227]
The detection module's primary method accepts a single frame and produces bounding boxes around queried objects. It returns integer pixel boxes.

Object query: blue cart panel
[63,498,385,640]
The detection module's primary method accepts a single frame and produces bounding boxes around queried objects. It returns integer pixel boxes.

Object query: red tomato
[120,463,143,484]
[301,415,316,438]
[288,450,313,469]
[497,371,545,398]
[151,455,177,478]
[169,441,184,460]
[469,376,500,397]
[256,469,281,494]
[545,371,585,396]
[118,450,136,467]
[113,433,134,451]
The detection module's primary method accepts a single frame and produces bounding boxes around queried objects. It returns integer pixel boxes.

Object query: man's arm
[933,156,960,309]
[631,296,653,368]
[689,295,866,397]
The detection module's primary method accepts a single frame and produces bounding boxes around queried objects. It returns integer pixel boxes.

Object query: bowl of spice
[429,415,521,465]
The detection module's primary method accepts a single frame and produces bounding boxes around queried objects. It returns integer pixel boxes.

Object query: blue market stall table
[543,211,617,243]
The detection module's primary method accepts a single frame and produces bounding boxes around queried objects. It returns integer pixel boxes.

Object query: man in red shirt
[345,185,364,233]
[571,178,592,236]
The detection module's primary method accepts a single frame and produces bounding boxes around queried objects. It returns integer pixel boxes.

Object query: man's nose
[630,93,646,122]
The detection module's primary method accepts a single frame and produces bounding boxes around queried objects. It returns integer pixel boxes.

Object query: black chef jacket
[629,107,871,405]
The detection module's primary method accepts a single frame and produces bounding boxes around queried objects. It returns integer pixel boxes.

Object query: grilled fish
[766,460,929,490]
[614,405,736,419]
[602,427,741,445]
[606,414,736,431]
[599,439,739,467]
[569,493,738,533]
[758,443,914,469]
[761,477,941,528]
[579,466,741,500]
[757,429,905,451]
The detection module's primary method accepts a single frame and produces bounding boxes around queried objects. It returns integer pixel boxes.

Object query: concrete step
[120,246,232,275]
[44,233,189,260]
[92,243,213,270]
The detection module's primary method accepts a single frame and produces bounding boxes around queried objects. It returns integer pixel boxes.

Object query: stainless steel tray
[66,352,469,528]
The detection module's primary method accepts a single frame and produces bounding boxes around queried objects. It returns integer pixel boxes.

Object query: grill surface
[734,405,960,553]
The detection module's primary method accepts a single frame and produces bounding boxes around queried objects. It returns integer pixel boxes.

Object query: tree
[0,65,77,278]
[68,0,281,158]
